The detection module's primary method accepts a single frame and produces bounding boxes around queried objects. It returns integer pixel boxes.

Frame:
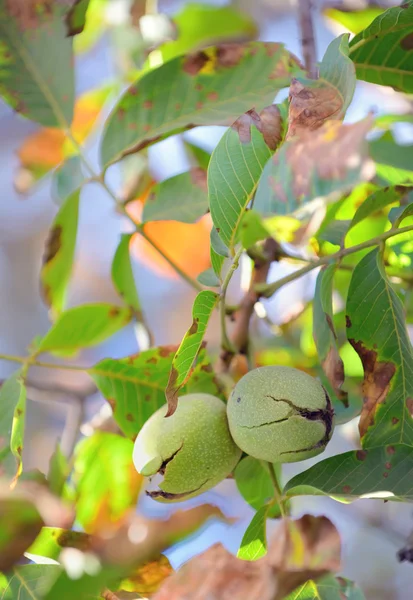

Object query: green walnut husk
[133,393,242,502]
[226,366,334,463]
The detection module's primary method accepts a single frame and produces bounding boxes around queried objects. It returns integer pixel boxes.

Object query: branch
[259,224,413,298]
[297,0,318,78]
[218,239,282,371]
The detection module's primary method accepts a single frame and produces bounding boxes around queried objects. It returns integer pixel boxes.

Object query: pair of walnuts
[133,366,334,502]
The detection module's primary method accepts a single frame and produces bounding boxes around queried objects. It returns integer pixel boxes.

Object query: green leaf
[237,505,268,561]
[197,268,220,287]
[165,291,219,415]
[208,105,282,249]
[324,7,384,35]
[47,444,69,497]
[185,141,211,170]
[210,227,228,278]
[390,200,413,227]
[142,168,208,224]
[375,113,413,129]
[0,493,43,571]
[154,3,258,64]
[313,265,347,406]
[73,432,142,533]
[89,347,222,438]
[43,565,121,600]
[346,248,413,447]
[318,34,356,117]
[370,134,413,185]
[349,185,411,231]
[100,42,297,167]
[38,304,132,354]
[40,190,79,317]
[234,457,281,518]
[349,2,413,93]
[0,564,60,599]
[285,574,366,600]
[0,0,74,126]
[0,370,26,482]
[238,210,270,250]
[52,156,84,205]
[285,444,413,502]
[112,234,142,317]
[65,0,90,37]
[27,527,90,561]
[317,220,351,247]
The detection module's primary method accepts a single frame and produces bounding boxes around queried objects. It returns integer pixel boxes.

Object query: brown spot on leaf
[216,44,245,68]
[406,398,413,416]
[108,307,121,318]
[126,413,135,422]
[146,357,158,364]
[383,472,389,478]
[322,346,348,408]
[349,339,396,439]
[196,101,203,110]
[231,105,282,151]
[195,83,203,91]
[386,446,396,455]
[159,345,178,357]
[143,100,153,109]
[188,318,199,336]
[16,408,23,417]
[128,122,137,131]
[107,397,116,410]
[57,530,90,551]
[385,462,392,470]
[345,315,352,328]
[118,108,125,119]
[401,33,413,50]
[43,224,62,265]
[145,394,151,401]
[183,51,209,75]
[201,363,213,373]
[342,485,352,494]
[190,167,207,192]
[165,366,179,417]
[356,450,368,461]
[129,86,138,96]
[392,417,399,424]
[207,91,218,101]
[17,446,22,456]
[175,103,182,110]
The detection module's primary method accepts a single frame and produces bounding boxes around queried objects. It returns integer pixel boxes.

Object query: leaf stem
[266,462,287,518]
[259,224,413,297]
[64,130,202,292]
[0,353,87,372]
[220,247,244,352]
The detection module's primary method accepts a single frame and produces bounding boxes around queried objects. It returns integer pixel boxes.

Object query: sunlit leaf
[285,444,413,502]
[349,185,411,232]
[73,432,142,533]
[370,133,413,185]
[209,105,283,249]
[0,564,60,599]
[237,505,268,561]
[210,226,228,278]
[143,168,208,224]
[0,370,26,482]
[285,574,366,600]
[313,265,347,406]
[234,457,281,518]
[165,291,219,415]
[52,156,84,205]
[390,199,413,227]
[324,6,384,35]
[112,234,142,318]
[346,248,413,447]
[117,555,173,596]
[0,0,74,126]
[349,2,413,93]
[65,0,90,37]
[101,42,298,167]
[38,304,132,354]
[47,444,69,497]
[89,347,222,438]
[40,190,79,318]
[27,527,91,561]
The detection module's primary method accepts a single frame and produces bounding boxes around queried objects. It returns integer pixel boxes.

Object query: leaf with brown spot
[116,555,173,596]
[285,575,366,600]
[153,515,340,600]
[209,104,285,249]
[40,190,79,318]
[101,42,300,167]
[142,169,208,224]
[111,234,142,318]
[27,526,91,561]
[37,303,132,354]
[349,2,413,93]
[313,265,348,407]
[0,482,74,572]
[346,248,413,447]
[165,291,219,416]
[89,346,223,438]
[285,444,413,503]
[0,0,74,126]
[0,370,26,484]
[254,115,373,216]
[288,35,355,139]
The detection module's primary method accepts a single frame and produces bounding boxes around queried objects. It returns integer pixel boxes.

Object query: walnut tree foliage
[1,1,413,598]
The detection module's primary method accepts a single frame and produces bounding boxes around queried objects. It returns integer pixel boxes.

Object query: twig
[61,398,84,457]
[259,224,413,298]
[297,0,318,78]
[218,239,282,371]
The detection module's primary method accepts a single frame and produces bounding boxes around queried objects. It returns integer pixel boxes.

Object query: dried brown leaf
[232,105,282,151]
[152,515,341,600]
[287,78,343,138]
